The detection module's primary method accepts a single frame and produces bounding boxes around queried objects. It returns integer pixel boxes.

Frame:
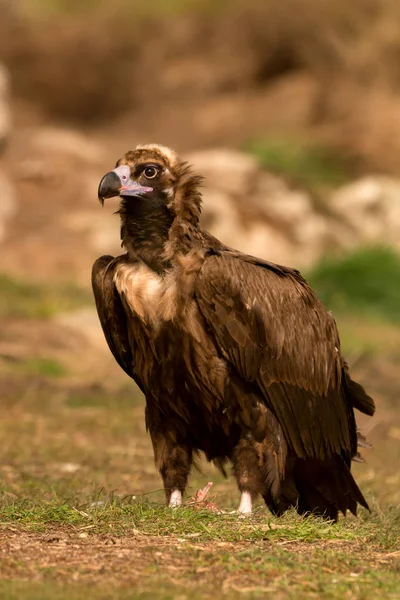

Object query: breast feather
[114,262,178,324]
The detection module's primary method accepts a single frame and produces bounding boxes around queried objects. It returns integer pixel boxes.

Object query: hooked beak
[98,165,153,205]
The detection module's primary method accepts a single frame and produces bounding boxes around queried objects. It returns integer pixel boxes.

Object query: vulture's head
[98,144,202,227]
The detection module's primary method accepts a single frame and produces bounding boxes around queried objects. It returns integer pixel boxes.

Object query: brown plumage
[92,144,375,520]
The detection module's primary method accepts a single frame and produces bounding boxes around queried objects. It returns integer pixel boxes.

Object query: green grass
[0,497,398,547]
[308,246,400,325]
[244,137,351,189]
[0,273,92,318]
[0,502,399,599]
[18,357,67,378]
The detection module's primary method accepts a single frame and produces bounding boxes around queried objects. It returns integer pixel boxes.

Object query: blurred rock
[330,177,400,251]
[190,149,352,268]
[0,62,11,150]
[0,167,17,243]
[188,149,259,195]
[31,127,104,165]
[10,126,104,181]
[3,136,400,284]
[0,63,15,243]
[0,125,109,283]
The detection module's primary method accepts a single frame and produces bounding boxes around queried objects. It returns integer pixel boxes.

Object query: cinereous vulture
[92,144,375,519]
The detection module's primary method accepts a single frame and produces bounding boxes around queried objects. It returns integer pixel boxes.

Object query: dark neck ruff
[119,196,174,273]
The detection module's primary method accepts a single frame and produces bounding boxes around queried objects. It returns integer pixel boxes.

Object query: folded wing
[194,251,360,463]
[92,254,144,393]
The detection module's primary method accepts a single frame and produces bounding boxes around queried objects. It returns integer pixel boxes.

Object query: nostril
[113,165,132,183]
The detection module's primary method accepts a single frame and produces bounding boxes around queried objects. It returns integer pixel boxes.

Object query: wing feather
[92,254,144,392]
[194,251,355,460]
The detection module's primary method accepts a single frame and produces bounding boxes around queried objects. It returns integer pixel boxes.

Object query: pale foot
[238,491,252,515]
[169,489,182,508]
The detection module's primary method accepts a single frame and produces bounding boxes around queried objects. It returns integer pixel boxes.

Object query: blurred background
[0,0,399,509]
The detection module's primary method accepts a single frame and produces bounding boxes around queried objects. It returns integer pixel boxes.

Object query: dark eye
[143,166,158,179]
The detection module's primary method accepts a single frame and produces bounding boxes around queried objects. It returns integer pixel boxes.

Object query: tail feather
[264,454,369,521]
[298,455,369,518]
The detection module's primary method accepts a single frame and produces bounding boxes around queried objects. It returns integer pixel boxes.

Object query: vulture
[92,144,375,520]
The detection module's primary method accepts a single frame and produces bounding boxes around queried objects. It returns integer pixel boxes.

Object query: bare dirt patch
[1,526,399,599]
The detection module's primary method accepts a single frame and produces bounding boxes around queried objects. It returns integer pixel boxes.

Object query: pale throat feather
[114,262,178,325]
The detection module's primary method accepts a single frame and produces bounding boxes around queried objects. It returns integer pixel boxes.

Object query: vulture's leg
[169,489,182,507]
[232,438,264,515]
[162,443,193,507]
[238,491,253,514]
[149,429,192,507]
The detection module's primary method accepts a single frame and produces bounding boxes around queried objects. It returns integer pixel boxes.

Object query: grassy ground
[0,268,399,599]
